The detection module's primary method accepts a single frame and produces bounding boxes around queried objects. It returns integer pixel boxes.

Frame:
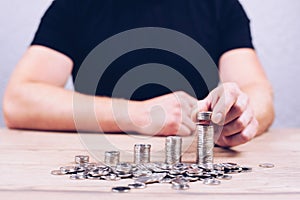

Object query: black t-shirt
[32,0,254,100]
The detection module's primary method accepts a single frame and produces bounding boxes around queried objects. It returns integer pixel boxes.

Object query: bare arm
[3,45,133,132]
[219,48,274,136]
[3,45,196,135]
[195,48,274,147]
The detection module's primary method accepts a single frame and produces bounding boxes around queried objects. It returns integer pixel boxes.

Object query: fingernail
[213,113,223,124]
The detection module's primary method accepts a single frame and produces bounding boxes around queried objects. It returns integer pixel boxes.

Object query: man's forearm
[240,81,275,136]
[3,82,137,132]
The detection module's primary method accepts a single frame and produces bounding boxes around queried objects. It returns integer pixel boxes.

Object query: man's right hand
[129,91,197,136]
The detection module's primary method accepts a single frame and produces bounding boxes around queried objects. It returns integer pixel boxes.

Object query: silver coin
[69,174,86,180]
[259,163,275,168]
[51,170,66,175]
[75,155,89,164]
[241,166,253,173]
[172,176,190,190]
[116,162,132,174]
[197,111,212,121]
[117,173,132,178]
[60,166,76,174]
[217,175,232,180]
[111,186,131,193]
[172,183,190,190]
[171,176,189,186]
[87,176,102,180]
[184,176,199,182]
[159,177,175,184]
[103,173,121,181]
[203,178,221,185]
[128,182,147,189]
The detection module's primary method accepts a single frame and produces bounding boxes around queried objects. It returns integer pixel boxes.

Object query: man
[3,0,274,147]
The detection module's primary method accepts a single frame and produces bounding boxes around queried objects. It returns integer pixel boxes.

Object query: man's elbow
[3,89,24,129]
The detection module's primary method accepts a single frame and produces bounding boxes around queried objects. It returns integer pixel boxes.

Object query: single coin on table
[203,178,221,185]
[51,170,66,175]
[217,174,232,180]
[172,183,190,190]
[259,163,275,168]
[128,182,147,189]
[70,174,86,180]
[111,186,131,193]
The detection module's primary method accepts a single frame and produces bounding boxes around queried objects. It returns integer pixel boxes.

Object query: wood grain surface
[0,128,299,200]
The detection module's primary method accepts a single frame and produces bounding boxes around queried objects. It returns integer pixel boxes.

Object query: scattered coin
[111,186,131,193]
[103,173,121,181]
[51,147,254,192]
[70,174,86,180]
[171,176,190,190]
[60,166,76,174]
[203,178,221,185]
[241,166,253,172]
[172,183,190,190]
[159,177,175,184]
[128,182,147,189]
[217,175,232,180]
[259,163,275,168]
[51,170,66,175]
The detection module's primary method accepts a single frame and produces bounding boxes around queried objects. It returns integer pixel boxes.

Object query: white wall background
[0,0,299,128]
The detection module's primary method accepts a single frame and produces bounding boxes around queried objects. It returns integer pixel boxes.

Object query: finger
[224,93,249,124]
[180,99,193,116]
[211,88,239,125]
[222,118,258,147]
[222,106,253,137]
[182,115,196,132]
[176,91,197,108]
[191,99,210,122]
[206,86,223,109]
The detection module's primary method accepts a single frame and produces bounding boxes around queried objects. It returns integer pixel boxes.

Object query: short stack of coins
[134,144,151,164]
[165,136,182,165]
[75,155,89,164]
[104,151,120,166]
[196,111,214,167]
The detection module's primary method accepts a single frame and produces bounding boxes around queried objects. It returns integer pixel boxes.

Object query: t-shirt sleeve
[218,0,254,57]
[31,0,77,61]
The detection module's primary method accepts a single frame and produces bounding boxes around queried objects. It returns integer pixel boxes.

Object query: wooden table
[0,128,299,200]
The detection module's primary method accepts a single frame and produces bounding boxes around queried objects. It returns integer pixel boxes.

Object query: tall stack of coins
[197,111,214,166]
[165,136,182,165]
[134,144,151,164]
[104,151,120,166]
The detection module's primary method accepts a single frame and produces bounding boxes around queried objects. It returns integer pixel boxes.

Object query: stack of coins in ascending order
[197,111,214,167]
[104,151,120,166]
[165,136,182,165]
[134,144,151,164]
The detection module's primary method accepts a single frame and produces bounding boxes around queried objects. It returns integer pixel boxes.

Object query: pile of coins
[51,155,253,192]
[51,112,274,193]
